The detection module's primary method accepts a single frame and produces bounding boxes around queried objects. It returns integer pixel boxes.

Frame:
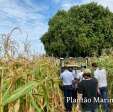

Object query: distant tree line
[41,2,113,57]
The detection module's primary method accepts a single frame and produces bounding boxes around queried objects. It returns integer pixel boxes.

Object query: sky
[0,0,113,55]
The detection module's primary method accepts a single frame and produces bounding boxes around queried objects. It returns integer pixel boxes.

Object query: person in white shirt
[92,63,109,112]
[60,66,74,112]
[61,68,74,86]
[77,65,86,82]
[77,71,84,82]
[94,68,107,88]
[71,68,80,101]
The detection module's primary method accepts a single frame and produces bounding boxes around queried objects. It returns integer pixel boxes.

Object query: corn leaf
[30,94,42,112]
[3,81,38,106]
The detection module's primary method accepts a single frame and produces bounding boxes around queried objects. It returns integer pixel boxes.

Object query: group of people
[60,62,109,112]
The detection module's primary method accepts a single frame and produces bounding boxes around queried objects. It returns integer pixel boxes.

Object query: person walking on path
[77,69,98,112]
[60,66,74,112]
[92,63,110,112]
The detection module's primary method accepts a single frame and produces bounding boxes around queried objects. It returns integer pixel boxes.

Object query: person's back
[77,69,98,112]
[80,78,97,97]
[94,68,107,88]
[77,71,84,81]
[60,68,74,112]
[78,78,98,110]
[61,69,74,85]
[92,63,109,112]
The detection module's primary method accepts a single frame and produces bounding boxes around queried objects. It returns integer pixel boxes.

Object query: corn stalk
[0,67,5,112]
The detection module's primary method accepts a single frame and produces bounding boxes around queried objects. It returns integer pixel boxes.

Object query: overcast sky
[0,0,113,55]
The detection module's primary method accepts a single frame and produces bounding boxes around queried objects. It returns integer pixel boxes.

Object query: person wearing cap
[60,66,74,112]
[76,69,98,112]
[92,63,109,112]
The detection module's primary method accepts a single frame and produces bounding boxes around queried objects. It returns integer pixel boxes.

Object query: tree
[41,2,113,57]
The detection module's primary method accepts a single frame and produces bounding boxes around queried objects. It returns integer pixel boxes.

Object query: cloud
[93,0,113,12]
[52,0,78,11]
[53,0,113,12]
[0,0,49,55]
[61,1,77,11]
[0,0,113,55]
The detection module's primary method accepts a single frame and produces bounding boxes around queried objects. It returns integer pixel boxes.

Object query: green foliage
[1,56,113,111]
[41,2,113,57]
[3,81,38,106]
[2,57,63,112]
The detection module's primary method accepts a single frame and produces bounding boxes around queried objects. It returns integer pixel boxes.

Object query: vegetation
[0,28,112,112]
[1,57,64,112]
[41,2,113,57]
[0,3,113,112]
[0,54,113,112]
[0,28,64,112]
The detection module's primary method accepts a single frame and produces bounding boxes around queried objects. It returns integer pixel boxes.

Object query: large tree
[41,2,113,57]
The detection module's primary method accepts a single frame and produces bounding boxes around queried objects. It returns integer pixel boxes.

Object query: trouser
[99,87,110,112]
[72,88,77,100]
[63,85,73,112]
[82,109,98,112]
[81,105,98,112]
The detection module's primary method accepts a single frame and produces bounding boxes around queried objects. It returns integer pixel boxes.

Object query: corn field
[0,28,64,112]
[0,29,113,112]
[0,56,65,112]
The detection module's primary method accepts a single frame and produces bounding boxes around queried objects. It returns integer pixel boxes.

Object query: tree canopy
[41,2,113,57]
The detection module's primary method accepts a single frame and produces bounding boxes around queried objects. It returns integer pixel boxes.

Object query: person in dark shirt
[77,69,98,112]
